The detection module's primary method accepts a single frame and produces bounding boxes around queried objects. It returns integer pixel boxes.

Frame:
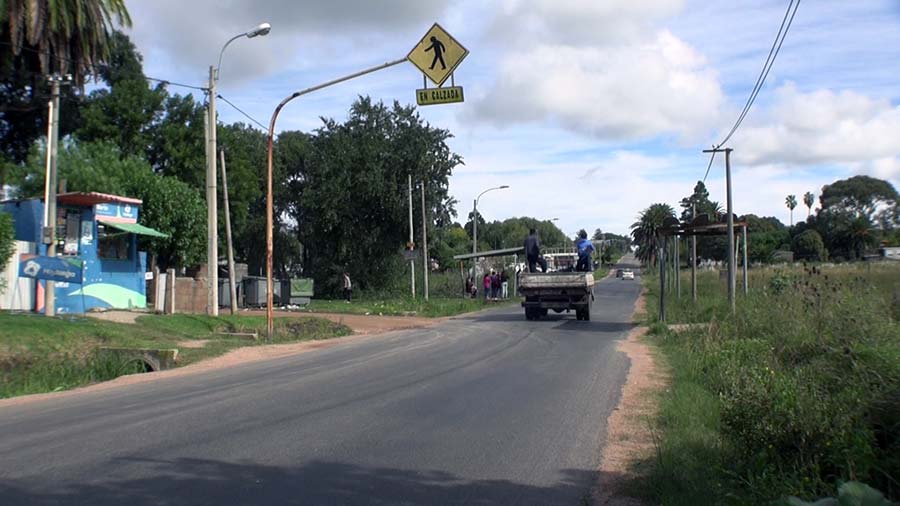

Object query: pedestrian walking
[500,270,509,298]
[483,272,492,301]
[491,271,501,300]
[342,272,352,302]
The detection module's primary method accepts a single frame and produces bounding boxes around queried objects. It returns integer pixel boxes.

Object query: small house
[1,192,167,314]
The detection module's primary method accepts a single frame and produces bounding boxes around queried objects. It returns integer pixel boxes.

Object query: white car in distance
[622,269,635,280]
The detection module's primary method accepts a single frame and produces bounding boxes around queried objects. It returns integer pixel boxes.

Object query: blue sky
[125,0,900,236]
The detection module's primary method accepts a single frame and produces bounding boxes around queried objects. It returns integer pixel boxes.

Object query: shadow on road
[1,457,597,506]
[555,320,636,333]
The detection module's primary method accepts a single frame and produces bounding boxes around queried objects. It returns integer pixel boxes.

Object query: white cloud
[125,0,446,85]
[468,0,723,142]
[733,83,900,173]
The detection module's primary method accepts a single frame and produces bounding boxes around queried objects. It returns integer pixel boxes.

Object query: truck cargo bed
[519,272,595,321]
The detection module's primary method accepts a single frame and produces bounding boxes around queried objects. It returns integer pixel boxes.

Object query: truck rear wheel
[583,305,591,321]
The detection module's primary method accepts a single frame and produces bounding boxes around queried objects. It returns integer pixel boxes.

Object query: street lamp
[206,22,271,316]
[472,185,510,255]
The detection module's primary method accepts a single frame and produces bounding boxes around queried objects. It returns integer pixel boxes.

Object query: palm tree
[630,203,675,266]
[1,0,131,87]
[803,191,815,217]
[785,194,798,226]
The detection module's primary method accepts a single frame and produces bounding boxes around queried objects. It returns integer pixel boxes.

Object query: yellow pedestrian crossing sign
[407,23,468,87]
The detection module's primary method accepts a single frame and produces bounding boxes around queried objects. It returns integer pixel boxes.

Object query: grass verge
[638,263,900,504]
[0,312,351,399]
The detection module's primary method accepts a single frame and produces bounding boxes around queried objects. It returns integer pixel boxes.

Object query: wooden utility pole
[658,235,666,323]
[220,149,238,314]
[691,203,697,302]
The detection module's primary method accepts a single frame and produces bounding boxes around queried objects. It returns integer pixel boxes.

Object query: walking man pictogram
[425,36,446,70]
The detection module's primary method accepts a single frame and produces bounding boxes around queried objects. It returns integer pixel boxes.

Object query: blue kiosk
[2,192,167,314]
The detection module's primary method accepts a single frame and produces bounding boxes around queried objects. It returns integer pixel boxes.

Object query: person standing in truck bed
[524,228,548,273]
[575,230,595,272]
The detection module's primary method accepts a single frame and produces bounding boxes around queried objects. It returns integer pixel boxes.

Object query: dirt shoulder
[2,312,441,408]
[592,289,668,505]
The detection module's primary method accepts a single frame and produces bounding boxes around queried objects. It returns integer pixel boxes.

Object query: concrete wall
[1,241,36,310]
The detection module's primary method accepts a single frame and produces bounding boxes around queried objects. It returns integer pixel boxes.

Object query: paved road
[0,260,643,506]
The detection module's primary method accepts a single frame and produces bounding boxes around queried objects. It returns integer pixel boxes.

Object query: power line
[703,0,801,182]
[216,94,267,130]
[145,76,208,92]
[719,0,800,147]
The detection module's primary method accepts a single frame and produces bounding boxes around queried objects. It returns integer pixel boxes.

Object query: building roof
[56,192,142,207]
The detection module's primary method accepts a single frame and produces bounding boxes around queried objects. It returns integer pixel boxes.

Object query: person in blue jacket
[575,230,595,272]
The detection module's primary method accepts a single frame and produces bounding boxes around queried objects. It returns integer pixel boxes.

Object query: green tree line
[632,177,899,265]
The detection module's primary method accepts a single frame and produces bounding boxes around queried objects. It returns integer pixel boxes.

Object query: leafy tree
[785,194,797,226]
[76,32,166,158]
[740,214,789,263]
[679,181,727,261]
[0,1,131,168]
[792,229,825,261]
[631,203,675,266]
[286,97,461,295]
[10,140,205,267]
[0,0,131,88]
[803,191,815,218]
[819,175,898,229]
[126,170,206,268]
[679,181,721,222]
[813,176,899,259]
[593,228,603,241]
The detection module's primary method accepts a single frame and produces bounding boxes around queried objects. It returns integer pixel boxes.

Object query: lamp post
[472,185,509,255]
[206,22,271,317]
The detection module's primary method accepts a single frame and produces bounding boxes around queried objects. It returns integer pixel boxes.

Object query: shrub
[792,229,826,261]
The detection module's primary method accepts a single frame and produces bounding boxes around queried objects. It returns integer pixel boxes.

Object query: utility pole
[220,149,238,314]
[472,198,478,256]
[704,147,735,313]
[206,66,219,316]
[408,174,415,298]
[742,224,749,295]
[658,235,666,323]
[691,203,697,302]
[674,235,680,298]
[421,181,429,301]
[44,75,67,317]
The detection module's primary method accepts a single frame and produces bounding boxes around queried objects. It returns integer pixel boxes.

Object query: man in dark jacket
[524,228,548,273]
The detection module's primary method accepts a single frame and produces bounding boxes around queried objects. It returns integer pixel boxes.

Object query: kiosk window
[98,224,131,260]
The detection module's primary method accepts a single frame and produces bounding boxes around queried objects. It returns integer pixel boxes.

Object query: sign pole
[264,57,407,340]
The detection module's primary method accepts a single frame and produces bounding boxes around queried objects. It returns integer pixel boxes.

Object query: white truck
[519,271,595,321]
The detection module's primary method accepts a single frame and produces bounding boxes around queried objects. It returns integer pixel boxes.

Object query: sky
[123,0,900,237]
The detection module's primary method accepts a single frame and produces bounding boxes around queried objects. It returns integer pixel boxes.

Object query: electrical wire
[216,94,267,130]
[703,0,801,182]
[718,0,800,147]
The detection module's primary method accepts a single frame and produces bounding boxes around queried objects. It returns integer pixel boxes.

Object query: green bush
[793,229,826,262]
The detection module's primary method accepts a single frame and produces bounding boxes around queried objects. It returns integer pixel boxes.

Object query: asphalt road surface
[0,259,643,506]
